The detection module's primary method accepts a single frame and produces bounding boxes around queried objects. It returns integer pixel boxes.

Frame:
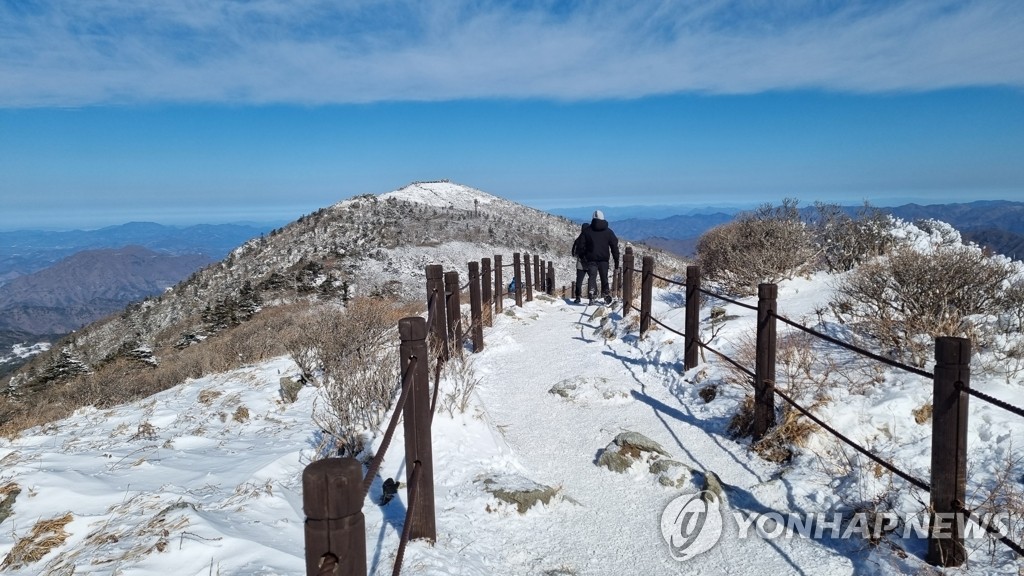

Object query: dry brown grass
[197,389,222,405]
[912,403,932,425]
[1,512,74,570]
[232,406,250,422]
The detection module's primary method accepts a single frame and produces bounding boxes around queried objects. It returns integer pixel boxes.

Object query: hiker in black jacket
[570,223,591,304]
[583,210,620,304]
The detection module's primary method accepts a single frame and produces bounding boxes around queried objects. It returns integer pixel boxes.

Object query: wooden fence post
[425,264,448,362]
[399,317,436,542]
[302,457,367,576]
[468,261,484,353]
[927,337,970,567]
[684,265,700,371]
[753,283,778,440]
[547,261,555,295]
[444,271,463,354]
[513,252,523,307]
[481,258,493,327]
[640,255,654,336]
[524,253,534,302]
[622,247,635,313]
[494,254,504,314]
[534,257,541,291]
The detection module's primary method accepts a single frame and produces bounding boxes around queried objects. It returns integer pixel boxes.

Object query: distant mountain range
[0,222,275,374]
[0,245,214,337]
[0,221,276,285]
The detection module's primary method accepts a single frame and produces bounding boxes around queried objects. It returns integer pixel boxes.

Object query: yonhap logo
[660,491,724,561]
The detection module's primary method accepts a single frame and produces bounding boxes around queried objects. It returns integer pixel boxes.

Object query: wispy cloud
[1,0,1022,106]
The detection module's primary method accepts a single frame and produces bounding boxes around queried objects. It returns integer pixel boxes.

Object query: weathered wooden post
[481,258,493,327]
[444,270,463,354]
[622,247,635,313]
[425,264,448,362]
[547,261,555,295]
[524,253,534,302]
[513,252,523,307]
[533,257,540,291]
[399,317,436,542]
[927,337,970,567]
[494,254,504,314]
[684,265,700,371]
[468,261,484,352]
[303,458,366,576]
[640,255,654,336]
[753,283,778,440]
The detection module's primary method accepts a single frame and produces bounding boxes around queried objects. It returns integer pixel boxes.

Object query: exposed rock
[701,470,725,501]
[649,459,692,488]
[548,379,579,398]
[598,431,671,473]
[478,473,561,514]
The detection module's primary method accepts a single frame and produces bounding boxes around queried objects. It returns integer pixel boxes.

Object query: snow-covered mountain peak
[378,180,511,211]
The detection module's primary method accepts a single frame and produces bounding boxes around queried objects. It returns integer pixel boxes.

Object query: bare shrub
[292,297,419,456]
[832,243,1015,367]
[967,449,1024,561]
[696,199,815,296]
[438,350,480,417]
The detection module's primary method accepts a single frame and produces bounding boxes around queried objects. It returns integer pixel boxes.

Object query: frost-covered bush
[831,228,1017,368]
[811,202,896,273]
[696,199,814,296]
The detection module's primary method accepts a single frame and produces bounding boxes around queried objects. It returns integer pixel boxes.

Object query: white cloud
[1,0,1022,106]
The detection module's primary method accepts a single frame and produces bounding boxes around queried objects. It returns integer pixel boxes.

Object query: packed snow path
[438,294,865,575]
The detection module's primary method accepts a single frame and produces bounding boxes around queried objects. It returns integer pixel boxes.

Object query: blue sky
[1,1,1023,230]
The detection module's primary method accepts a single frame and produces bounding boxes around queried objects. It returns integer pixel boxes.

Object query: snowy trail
[466,295,862,575]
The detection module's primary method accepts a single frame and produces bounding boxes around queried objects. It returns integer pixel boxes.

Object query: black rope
[773,386,931,492]
[430,352,444,417]
[955,504,1024,558]
[362,355,417,497]
[460,280,471,291]
[392,460,422,576]
[650,271,686,288]
[697,286,758,311]
[648,314,687,339]
[961,385,1024,419]
[771,311,933,379]
[695,337,756,380]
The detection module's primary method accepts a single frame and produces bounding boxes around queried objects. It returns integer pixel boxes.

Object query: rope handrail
[391,460,422,576]
[695,337,756,380]
[696,286,758,311]
[650,271,686,288]
[960,384,1024,419]
[770,311,933,379]
[773,385,932,492]
[957,505,1024,557]
[648,313,686,339]
[362,355,418,497]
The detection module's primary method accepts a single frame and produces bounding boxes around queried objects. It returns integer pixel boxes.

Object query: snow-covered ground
[1,275,1022,575]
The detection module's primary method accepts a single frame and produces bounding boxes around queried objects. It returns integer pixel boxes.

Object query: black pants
[587,261,610,297]
[574,268,589,299]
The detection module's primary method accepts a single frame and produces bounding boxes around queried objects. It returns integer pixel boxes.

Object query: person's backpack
[508,278,516,293]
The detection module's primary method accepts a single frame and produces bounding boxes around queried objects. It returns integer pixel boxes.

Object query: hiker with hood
[583,210,620,304]
[570,222,591,304]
